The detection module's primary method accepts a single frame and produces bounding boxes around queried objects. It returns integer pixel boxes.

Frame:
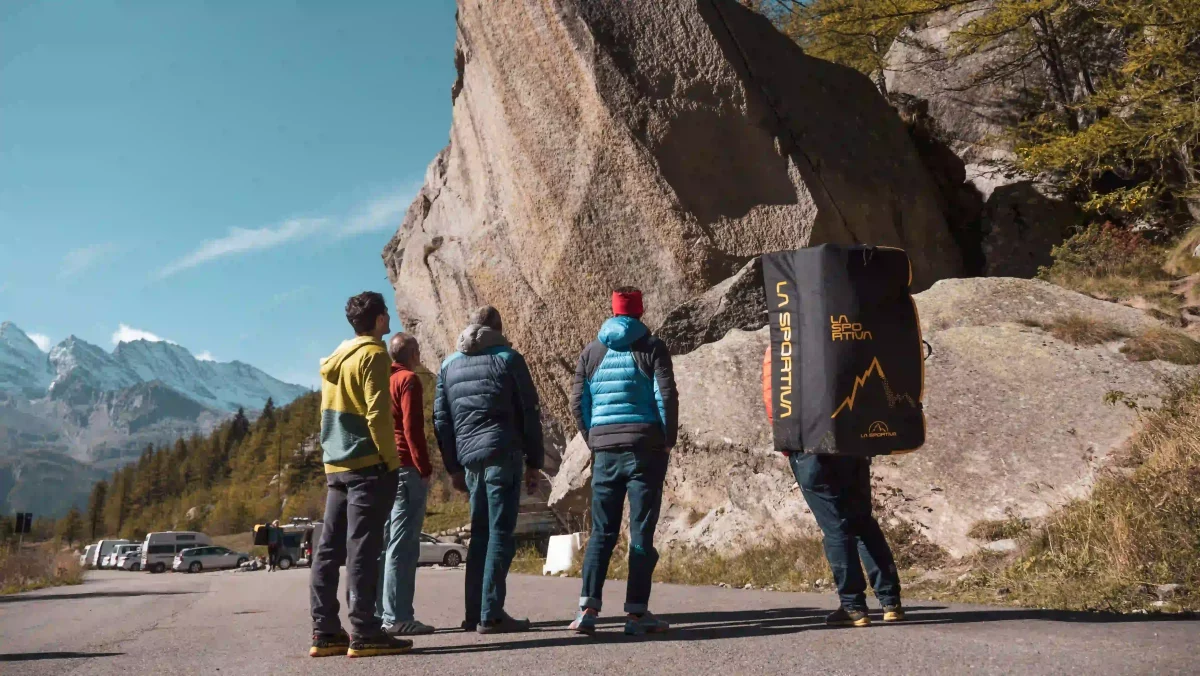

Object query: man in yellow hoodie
[309,292,411,659]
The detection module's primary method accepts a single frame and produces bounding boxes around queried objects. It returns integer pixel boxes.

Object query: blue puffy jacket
[434,325,544,474]
[570,316,678,451]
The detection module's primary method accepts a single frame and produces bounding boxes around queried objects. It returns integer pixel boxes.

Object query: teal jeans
[463,450,524,624]
[376,466,428,625]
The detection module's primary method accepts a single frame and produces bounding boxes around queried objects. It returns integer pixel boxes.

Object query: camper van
[140,531,212,573]
[90,539,131,569]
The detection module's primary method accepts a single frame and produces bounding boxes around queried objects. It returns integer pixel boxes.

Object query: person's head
[388,332,421,367]
[468,305,503,332]
[345,291,390,339]
[611,286,644,319]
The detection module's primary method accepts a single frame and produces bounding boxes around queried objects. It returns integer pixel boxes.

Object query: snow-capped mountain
[0,322,308,412]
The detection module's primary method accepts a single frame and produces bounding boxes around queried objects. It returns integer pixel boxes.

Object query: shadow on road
[0,651,124,662]
[0,590,199,605]
[418,604,1196,655]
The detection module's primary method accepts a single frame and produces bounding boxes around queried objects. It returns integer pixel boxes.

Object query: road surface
[0,568,1195,675]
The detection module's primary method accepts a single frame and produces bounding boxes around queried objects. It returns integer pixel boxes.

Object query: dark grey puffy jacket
[433,325,544,474]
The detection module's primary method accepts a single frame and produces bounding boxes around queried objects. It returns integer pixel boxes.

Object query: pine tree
[86,480,108,539]
[261,397,276,426]
[58,507,83,547]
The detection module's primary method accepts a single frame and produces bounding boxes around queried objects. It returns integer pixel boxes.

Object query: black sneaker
[461,619,479,632]
[347,634,413,658]
[477,612,532,634]
[826,607,871,627]
[309,630,350,658]
[883,603,905,622]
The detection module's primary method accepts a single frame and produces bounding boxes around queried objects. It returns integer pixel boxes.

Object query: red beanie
[612,289,644,318]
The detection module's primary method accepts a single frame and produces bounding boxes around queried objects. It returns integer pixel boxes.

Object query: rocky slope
[550,278,1194,556]
[384,0,965,431]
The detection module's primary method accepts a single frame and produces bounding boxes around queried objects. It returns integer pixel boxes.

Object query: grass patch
[0,545,85,595]
[424,498,470,534]
[510,544,545,576]
[1164,226,1200,276]
[931,375,1200,612]
[1121,328,1200,365]
[967,516,1033,542]
[1049,314,1128,345]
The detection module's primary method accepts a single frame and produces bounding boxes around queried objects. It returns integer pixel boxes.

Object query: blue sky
[0,0,456,387]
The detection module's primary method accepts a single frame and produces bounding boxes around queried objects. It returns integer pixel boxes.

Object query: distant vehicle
[103,544,141,569]
[90,539,131,569]
[140,531,213,573]
[81,544,99,569]
[116,547,143,571]
[419,533,466,567]
[172,545,250,573]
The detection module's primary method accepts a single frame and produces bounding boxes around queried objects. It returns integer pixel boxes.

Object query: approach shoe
[882,604,905,622]
[826,607,871,627]
[569,610,598,635]
[477,612,532,634]
[460,619,479,633]
[309,630,350,658]
[384,620,436,636]
[346,634,413,658]
[624,611,669,636]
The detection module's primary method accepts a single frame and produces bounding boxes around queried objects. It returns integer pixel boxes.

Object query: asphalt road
[0,568,1196,675]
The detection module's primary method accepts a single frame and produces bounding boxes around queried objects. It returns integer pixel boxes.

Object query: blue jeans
[376,467,427,625]
[580,448,668,614]
[463,449,523,624]
[789,453,901,611]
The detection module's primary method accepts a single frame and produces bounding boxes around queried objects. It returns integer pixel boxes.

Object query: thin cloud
[157,218,328,279]
[196,351,217,362]
[112,324,175,345]
[27,333,52,352]
[60,243,118,278]
[339,185,419,237]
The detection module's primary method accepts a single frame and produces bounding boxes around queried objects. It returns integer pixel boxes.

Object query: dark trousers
[267,545,279,571]
[789,453,901,610]
[580,448,668,614]
[310,465,398,637]
[464,449,523,624]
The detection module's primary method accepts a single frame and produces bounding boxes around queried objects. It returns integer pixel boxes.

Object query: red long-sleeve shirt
[390,363,432,477]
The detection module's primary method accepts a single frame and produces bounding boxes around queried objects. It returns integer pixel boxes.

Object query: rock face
[656,257,766,355]
[550,278,1193,556]
[884,3,1078,277]
[385,0,964,428]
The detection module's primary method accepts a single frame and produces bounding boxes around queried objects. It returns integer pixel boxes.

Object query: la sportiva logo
[776,281,793,419]
[862,421,898,439]
[831,315,873,341]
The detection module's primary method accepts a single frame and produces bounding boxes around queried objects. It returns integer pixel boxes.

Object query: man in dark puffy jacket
[567,287,677,637]
[434,306,543,634]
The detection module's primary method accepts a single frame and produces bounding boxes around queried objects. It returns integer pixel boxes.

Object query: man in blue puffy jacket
[567,287,678,636]
[434,305,543,635]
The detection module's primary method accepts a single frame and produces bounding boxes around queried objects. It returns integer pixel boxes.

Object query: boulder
[884,3,1079,277]
[656,257,766,355]
[385,0,964,429]
[551,278,1194,556]
[547,433,593,519]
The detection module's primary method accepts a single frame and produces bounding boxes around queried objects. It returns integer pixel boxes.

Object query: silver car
[116,548,142,571]
[173,545,250,573]
[419,533,466,567]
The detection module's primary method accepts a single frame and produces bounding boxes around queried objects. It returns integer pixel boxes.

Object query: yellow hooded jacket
[318,336,399,474]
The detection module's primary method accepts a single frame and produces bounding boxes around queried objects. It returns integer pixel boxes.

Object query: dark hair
[345,292,388,335]
[467,305,502,332]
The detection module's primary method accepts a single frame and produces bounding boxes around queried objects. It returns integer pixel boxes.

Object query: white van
[90,539,131,568]
[80,544,99,568]
[105,543,141,569]
[140,531,212,573]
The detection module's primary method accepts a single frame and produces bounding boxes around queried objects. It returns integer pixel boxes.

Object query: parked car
[103,543,140,569]
[172,545,250,573]
[116,547,143,571]
[141,531,213,573]
[90,539,131,569]
[419,533,466,567]
[80,544,99,569]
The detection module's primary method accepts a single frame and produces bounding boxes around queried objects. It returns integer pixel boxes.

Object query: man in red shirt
[376,332,436,636]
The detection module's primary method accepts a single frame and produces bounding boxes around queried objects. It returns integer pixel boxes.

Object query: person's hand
[451,472,468,493]
[524,467,541,496]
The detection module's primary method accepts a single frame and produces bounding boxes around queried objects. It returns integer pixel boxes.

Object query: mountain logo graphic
[862,421,898,439]
[831,357,916,419]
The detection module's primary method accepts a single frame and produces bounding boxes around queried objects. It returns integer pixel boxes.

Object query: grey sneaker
[624,611,669,636]
[568,610,598,635]
[477,612,532,634]
[384,620,436,636]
